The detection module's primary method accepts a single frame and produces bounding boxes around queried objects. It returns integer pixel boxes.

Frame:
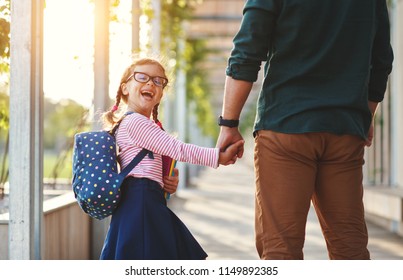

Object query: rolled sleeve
[226,0,279,82]
[226,59,261,82]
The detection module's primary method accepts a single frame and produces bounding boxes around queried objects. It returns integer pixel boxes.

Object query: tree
[0,92,8,197]
[0,0,9,196]
[43,99,88,151]
[0,0,10,73]
[142,0,217,138]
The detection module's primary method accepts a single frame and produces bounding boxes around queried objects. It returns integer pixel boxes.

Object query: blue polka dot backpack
[72,115,152,220]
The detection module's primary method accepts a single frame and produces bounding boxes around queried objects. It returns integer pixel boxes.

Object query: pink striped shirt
[116,113,219,187]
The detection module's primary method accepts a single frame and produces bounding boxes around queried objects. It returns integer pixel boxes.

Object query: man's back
[227,0,393,138]
[268,0,376,83]
[220,0,394,260]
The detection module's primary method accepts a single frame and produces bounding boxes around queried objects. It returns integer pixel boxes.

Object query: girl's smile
[122,64,166,117]
[140,88,156,100]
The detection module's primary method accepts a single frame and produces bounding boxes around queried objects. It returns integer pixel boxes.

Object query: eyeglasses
[126,72,168,88]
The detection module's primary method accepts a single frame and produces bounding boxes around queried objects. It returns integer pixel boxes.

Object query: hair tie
[111,105,118,112]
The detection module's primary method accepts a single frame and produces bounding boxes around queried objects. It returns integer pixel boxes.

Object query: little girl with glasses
[99,57,243,260]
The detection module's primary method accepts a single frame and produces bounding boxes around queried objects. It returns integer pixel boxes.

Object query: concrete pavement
[168,136,403,260]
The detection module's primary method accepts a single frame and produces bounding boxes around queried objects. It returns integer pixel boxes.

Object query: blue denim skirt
[100,177,207,260]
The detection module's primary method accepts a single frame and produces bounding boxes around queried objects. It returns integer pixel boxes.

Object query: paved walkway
[169,136,403,260]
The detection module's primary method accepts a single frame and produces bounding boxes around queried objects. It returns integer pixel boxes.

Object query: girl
[99,57,243,260]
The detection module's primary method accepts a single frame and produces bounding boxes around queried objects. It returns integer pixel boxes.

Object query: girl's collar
[124,111,152,121]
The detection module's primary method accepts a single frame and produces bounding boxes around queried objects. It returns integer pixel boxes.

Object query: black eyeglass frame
[126,71,168,88]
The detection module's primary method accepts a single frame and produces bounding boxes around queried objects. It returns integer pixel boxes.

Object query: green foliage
[43,99,88,150]
[0,93,88,179]
[0,82,9,189]
[0,92,8,186]
[142,0,197,64]
[44,99,89,180]
[0,0,10,73]
[183,39,217,138]
[44,151,72,179]
[108,0,124,22]
[142,0,215,137]
[0,92,8,131]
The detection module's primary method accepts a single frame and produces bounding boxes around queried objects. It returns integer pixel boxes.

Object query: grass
[0,151,73,181]
[44,151,73,179]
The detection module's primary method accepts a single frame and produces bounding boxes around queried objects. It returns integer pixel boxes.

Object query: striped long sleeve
[116,113,219,186]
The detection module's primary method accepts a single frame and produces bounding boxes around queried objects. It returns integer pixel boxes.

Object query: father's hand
[216,127,244,159]
[365,121,374,147]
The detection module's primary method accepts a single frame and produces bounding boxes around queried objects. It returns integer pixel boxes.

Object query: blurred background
[0,0,259,193]
[0,0,402,260]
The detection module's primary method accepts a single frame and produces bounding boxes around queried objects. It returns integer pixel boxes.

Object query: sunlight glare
[43,0,95,107]
[44,0,139,109]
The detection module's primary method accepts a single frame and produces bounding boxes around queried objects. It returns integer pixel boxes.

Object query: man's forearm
[221,76,253,120]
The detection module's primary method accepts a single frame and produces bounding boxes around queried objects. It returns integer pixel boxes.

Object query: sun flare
[43,0,137,108]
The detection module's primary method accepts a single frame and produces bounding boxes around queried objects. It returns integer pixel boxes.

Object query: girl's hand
[163,168,179,194]
[218,139,245,166]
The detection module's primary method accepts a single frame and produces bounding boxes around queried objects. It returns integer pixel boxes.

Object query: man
[216,0,393,259]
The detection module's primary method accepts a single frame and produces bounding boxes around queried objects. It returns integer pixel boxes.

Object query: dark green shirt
[226,0,394,139]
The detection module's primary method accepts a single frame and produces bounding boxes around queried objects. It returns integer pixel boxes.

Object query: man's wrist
[218,116,239,128]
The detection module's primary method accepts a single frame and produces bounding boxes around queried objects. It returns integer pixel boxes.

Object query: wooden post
[93,0,110,129]
[91,0,111,259]
[151,0,161,53]
[132,0,140,52]
[9,0,44,259]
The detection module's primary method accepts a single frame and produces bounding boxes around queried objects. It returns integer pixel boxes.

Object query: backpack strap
[120,148,152,178]
[109,117,125,136]
[109,111,134,136]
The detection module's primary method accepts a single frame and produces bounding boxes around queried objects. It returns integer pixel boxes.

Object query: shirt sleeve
[368,0,394,102]
[122,114,219,168]
[226,0,279,82]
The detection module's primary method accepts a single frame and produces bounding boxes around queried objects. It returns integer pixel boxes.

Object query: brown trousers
[254,130,370,260]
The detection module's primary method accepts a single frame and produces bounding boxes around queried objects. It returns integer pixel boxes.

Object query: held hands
[217,127,245,166]
[163,168,179,194]
[218,139,245,166]
[217,127,244,158]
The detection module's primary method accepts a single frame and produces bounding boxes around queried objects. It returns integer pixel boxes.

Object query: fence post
[9,0,44,259]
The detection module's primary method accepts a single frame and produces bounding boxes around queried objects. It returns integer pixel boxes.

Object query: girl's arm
[123,114,219,168]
